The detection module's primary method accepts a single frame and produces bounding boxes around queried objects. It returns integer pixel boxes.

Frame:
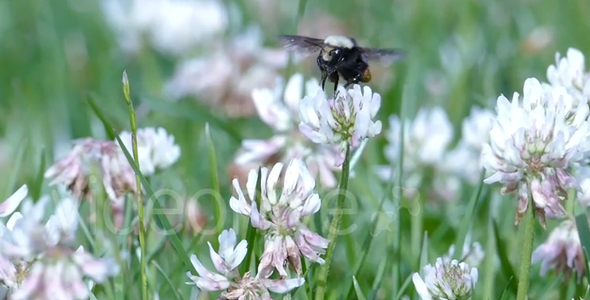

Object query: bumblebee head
[323,35,355,48]
[320,35,355,62]
[321,47,343,62]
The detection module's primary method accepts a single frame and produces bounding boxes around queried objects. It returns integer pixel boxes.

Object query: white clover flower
[460,106,495,151]
[44,138,103,199]
[481,77,590,226]
[532,219,585,282]
[376,106,458,201]
[100,0,228,56]
[1,191,119,300]
[45,128,178,229]
[44,138,137,199]
[229,158,329,277]
[385,106,453,172]
[187,229,244,290]
[299,84,382,150]
[117,127,181,176]
[1,194,80,259]
[0,185,30,295]
[412,257,478,300]
[444,234,485,268]
[442,106,495,184]
[0,255,18,295]
[208,229,248,277]
[252,73,306,132]
[10,246,119,300]
[233,73,343,187]
[186,228,304,299]
[546,48,590,106]
[99,141,138,229]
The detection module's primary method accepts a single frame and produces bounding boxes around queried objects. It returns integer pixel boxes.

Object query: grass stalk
[122,71,148,300]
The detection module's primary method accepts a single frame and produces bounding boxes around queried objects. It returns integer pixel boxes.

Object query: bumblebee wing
[278,35,326,56]
[361,48,406,66]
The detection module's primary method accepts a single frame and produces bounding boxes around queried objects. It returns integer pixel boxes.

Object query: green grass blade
[152,261,186,300]
[344,185,391,299]
[205,123,225,238]
[87,93,117,140]
[295,0,308,28]
[122,70,148,300]
[87,94,198,276]
[392,82,410,293]
[493,220,518,296]
[367,248,392,300]
[454,169,487,252]
[31,146,46,200]
[481,209,496,299]
[499,277,516,300]
[5,140,27,197]
[575,213,590,285]
[392,273,414,300]
[419,231,429,266]
[352,276,367,300]
[132,233,168,282]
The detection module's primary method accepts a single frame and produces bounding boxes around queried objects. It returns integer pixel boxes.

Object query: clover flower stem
[123,71,148,300]
[516,200,536,300]
[315,143,351,300]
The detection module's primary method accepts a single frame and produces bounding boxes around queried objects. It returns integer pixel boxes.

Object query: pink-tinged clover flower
[229,158,329,278]
[532,219,585,282]
[186,228,304,300]
[0,189,119,300]
[481,78,590,226]
[10,246,119,300]
[412,257,478,300]
[44,127,180,229]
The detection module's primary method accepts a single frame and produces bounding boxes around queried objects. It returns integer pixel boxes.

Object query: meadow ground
[1,0,590,299]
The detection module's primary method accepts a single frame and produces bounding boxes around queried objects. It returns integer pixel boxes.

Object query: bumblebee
[278,34,405,96]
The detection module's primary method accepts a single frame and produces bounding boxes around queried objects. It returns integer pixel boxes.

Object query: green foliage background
[1,0,590,299]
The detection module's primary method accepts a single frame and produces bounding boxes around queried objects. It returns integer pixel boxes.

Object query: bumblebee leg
[320,72,328,91]
[333,73,339,97]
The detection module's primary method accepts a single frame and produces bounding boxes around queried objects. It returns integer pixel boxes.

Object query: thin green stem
[315,143,351,300]
[515,201,535,300]
[122,71,148,300]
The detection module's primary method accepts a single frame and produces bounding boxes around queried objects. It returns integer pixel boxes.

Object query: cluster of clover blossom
[186,79,385,299]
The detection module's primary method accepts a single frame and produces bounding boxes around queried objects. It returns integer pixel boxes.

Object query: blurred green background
[1,0,589,298]
[3,0,589,194]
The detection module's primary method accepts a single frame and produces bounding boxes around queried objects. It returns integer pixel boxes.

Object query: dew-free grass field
[1,0,590,299]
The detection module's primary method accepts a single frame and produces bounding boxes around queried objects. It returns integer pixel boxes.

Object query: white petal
[0,184,28,217]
